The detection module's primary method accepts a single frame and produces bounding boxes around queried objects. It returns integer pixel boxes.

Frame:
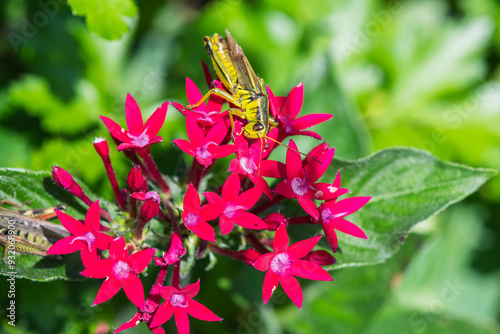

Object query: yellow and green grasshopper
[188,30,279,141]
[0,201,69,263]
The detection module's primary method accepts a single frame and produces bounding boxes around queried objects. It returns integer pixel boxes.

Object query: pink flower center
[170,294,188,308]
[128,128,150,147]
[240,157,256,174]
[223,203,246,218]
[196,141,216,160]
[71,231,96,252]
[184,212,200,227]
[280,116,292,133]
[270,253,292,276]
[112,260,131,280]
[321,207,346,223]
[193,110,219,125]
[291,177,313,196]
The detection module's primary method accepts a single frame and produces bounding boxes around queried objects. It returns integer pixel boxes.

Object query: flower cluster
[49,78,370,333]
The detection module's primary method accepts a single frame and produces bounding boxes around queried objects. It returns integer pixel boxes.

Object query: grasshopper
[0,201,70,263]
[187,30,319,165]
[188,30,279,140]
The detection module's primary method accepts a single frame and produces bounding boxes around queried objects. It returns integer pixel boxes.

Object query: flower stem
[134,216,150,240]
[245,232,270,254]
[251,194,285,215]
[101,155,127,211]
[172,260,180,290]
[207,243,238,259]
[140,149,170,194]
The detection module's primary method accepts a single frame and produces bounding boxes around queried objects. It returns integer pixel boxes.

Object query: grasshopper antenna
[264,136,322,164]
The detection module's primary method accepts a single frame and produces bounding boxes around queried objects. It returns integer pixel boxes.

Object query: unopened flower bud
[155,232,186,266]
[127,166,147,192]
[301,250,336,266]
[237,248,261,265]
[52,166,93,205]
[132,191,160,220]
[264,213,287,231]
[93,137,110,158]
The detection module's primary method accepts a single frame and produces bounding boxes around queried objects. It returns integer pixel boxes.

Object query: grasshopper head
[244,121,268,139]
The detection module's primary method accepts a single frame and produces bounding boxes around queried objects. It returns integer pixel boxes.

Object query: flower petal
[199,203,225,221]
[291,259,332,281]
[279,275,303,308]
[253,252,274,271]
[85,201,101,232]
[173,309,190,334]
[305,147,335,183]
[297,196,319,221]
[248,174,273,199]
[292,113,333,130]
[262,270,279,304]
[280,83,303,119]
[186,77,203,106]
[186,299,222,321]
[125,94,144,134]
[183,184,200,212]
[173,139,196,157]
[109,237,128,261]
[331,196,371,217]
[233,212,267,230]
[222,172,241,201]
[93,277,122,306]
[259,160,286,179]
[287,235,321,259]
[190,220,216,242]
[57,210,87,236]
[129,248,155,273]
[181,279,200,298]
[285,140,302,179]
[323,223,339,252]
[185,113,205,146]
[81,259,112,278]
[122,273,145,308]
[235,186,262,209]
[219,215,235,235]
[100,116,130,143]
[144,101,169,138]
[114,312,142,332]
[211,144,236,159]
[274,180,295,199]
[333,218,367,239]
[150,301,175,328]
[273,225,289,253]
[47,236,81,255]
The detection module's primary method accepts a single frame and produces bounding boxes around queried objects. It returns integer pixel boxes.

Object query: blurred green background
[1,0,499,333]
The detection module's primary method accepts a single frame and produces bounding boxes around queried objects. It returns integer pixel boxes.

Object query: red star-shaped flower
[253,225,332,308]
[267,83,333,141]
[319,196,371,252]
[47,200,113,265]
[81,237,155,308]
[150,280,222,333]
[204,172,266,235]
[273,140,336,220]
[100,94,168,151]
[172,78,227,130]
[181,184,224,241]
[173,113,235,168]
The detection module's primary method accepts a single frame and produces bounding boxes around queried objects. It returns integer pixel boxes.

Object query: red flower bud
[264,212,287,231]
[93,137,110,158]
[237,248,261,265]
[301,250,336,266]
[52,166,92,205]
[132,191,160,220]
[127,166,147,192]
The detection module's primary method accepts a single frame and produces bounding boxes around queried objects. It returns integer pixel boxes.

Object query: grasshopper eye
[253,123,265,132]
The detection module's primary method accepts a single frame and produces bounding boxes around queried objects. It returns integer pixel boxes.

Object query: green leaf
[68,0,137,40]
[329,148,495,267]
[287,148,496,268]
[0,168,99,281]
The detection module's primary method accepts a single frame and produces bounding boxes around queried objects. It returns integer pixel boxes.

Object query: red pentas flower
[319,196,371,252]
[267,83,333,142]
[81,237,155,308]
[181,184,224,242]
[173,113,235,168]
[172,78,227,130]
[100,94,169,151]
[150,279,222,333]
[273,140,336,220]
[253,225,332,308]
[47,200,113,266]
[204,172,266,235]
